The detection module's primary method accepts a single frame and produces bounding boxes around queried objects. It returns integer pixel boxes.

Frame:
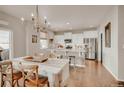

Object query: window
[40,32,48,49]
[0,30,12,60]
[40,39,48,49]
[0,30,10,49]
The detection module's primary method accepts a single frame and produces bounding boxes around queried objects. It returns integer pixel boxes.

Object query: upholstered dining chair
[0,60,22,87]
[19,62,49,87]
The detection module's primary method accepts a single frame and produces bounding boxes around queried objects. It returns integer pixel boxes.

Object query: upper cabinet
[83,31,98,38]
[64,32,72,39]
[47,31,54,39]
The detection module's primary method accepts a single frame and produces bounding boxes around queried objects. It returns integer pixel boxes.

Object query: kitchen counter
[44,48,86,67]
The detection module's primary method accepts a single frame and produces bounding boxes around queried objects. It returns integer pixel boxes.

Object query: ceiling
[0,5,113,32]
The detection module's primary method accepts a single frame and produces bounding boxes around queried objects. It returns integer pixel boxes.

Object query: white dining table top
[12,57,69,74]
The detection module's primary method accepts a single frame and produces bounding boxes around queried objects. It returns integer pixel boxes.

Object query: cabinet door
[83,38,89,58]
[83,38,96,59]
[89,38,95,59]
[48,31,54,39]
[83,38,89,44]
[64,32,72,39]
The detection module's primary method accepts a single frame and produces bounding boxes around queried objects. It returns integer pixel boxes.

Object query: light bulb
[21,17,24,21]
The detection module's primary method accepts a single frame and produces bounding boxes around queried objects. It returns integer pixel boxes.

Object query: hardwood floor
[8,60,124,87]
[67,60,124,87]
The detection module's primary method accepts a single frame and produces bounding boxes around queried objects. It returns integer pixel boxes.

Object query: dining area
[0,53,70,87]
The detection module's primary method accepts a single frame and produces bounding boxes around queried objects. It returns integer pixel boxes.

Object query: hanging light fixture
[31,5,50,33]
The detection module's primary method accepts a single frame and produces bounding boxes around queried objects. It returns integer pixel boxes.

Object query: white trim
[99,61,124,82]
[103,63,118,80]
[76,64,86,68]
[9,31,14,59]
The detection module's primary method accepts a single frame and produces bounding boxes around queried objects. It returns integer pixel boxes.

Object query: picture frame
[32,35,37,43]
[105,22,111,47]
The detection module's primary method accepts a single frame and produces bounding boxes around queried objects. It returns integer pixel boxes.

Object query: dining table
[12,57,70,87]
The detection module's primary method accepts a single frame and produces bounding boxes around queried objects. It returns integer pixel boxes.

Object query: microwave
[64,39,72,43]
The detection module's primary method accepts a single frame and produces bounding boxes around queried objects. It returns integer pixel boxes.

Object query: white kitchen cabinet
[64,32,72,39]
[72,34,83,44]
[83,38,96,59]
[48,31,54,39]
[54,35,64,45]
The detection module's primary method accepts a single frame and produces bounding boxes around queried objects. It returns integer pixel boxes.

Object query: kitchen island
[41,48,86,67]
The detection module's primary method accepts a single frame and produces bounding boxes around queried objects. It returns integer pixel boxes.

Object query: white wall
[25,21,40,56]
[98,6,118,79]
[0,11,26,58]
[98,5,124,81]
[25,21,55,55]
[118,6,124,81]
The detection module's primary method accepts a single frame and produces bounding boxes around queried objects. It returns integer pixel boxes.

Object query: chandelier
[31,5,49,32]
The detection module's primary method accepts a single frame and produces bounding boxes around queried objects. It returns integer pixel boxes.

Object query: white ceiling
[0,5,113,32]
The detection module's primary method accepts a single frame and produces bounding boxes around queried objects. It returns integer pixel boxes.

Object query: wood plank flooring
[66,60,124,87]
[7,60,124,87]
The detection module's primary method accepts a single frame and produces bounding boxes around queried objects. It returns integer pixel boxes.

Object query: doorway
[101,33,103,63]
[0,29,13,61]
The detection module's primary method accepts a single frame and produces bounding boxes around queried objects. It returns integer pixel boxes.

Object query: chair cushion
[13,70,22,80]
[38,75,48,83]
[25,75,48,87]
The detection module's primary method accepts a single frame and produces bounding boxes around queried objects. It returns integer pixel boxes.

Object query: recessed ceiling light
[48,22,50,25]
[21,17,24,21]
[89,25,94,28]
[31,13,34,17]
[44,16,47,19]
[66,22,70,25]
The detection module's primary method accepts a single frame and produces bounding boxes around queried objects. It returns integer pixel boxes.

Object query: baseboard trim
[102,63,118,80]
[118,79,124,82]
[103,63,124,82]
[98,60,101,62]
[70,64,86,68]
